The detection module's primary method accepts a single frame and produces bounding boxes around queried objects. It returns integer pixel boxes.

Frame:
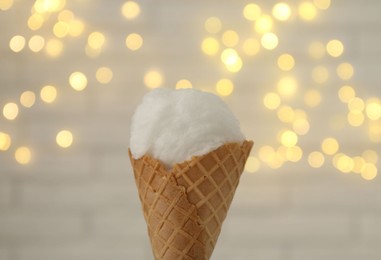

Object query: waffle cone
[129,140,253,260]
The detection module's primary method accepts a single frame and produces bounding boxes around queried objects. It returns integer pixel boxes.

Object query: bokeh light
[337,62,354,80]
[326,39,344,57]
[56,130,74,148]
[361,163,378,180]
[313,0,331,10]
[0,132,11,151]
[69,72,88,91]
[312,66,329,84]
[28,35,45,52]
[15,146,32,165]
[243,3,261,21]
[40,85,58,103]
[125,33,143,50]
[53,21,69,38]
[263,92,281,110]
[255,15,273,34]
[366,99,381,120]
[338,85,356,103]
[362,150,378,164]
[280,130,298,147]
[308,41,325,59]
[45,38,64,57]
[242,38,260,56]
[9,35,26,53]
[121,1,140,20]
[20,91,36,108]
[220,49,243,72]
[261,33,279,50]
[216,79,234,96]
[222,30,239,47]
[308,151,325,168]
[277,54,295,71]
[144,70,164,89]
[28,14,44,31]
[88,31,105,50]
[96,67,113,84]
[176,79,192,89]
[277,105,295,123]
[245,156,261,173]
[272,3,291,21]
[0,0,14,10]
[3,102,19,120]
[298,2,318,21]
[201,37,220,56]
[304,89,322,107]
[321,137,339,155]
[277,76,298,98]
[204,17,222,34]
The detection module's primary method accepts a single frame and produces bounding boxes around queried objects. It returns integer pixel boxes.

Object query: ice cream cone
[129,140,253,260]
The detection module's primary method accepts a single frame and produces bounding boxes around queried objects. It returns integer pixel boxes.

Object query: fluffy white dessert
[129,88,245,167]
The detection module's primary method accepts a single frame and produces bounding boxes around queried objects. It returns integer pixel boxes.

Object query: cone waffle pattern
[129,141,253,260]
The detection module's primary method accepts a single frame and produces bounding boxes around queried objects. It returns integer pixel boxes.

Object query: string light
[0,132,11,151]
[88,31,105,50]
[125,33,143,50]
[20,91,36,108]
[216,79,234,96]
[277,76,297,98]
[255,15,273,34]
[69,72,88,91]
[337,62,354,80]
[3,102,19,120]
[243,3,261,21]
[263,92,281,110]
[121,1,140,20]
[280,130,298,148]
[298,2,318,21]
[28,14,44,30]
[201,37,220,56]
[272,3,291,21]
[56,130,73,148]
[222,30,239,47]
[176,79,192,89]
[15,146,32,165]
[144,70,164,89]
[361,163,377,180]
[9,35,26,53]
[326,39,344,57]
[308,151,325,168]
[366,99,381,120]
[338,85,356,103]
[277,54,295,71]
[68,19,85,37]
[261,32,278,50]
[29,35,45,52]
[40,85,58,103]
[321,137,339,155]
[96,67,113,84]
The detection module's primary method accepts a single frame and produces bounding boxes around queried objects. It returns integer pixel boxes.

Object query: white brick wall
[1,0,381,260]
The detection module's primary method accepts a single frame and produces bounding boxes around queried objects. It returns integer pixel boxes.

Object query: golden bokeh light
[258,145,276,163]
[333,153,354,173]
[28,14,44,30]
[245,156,261,173]
[220,49,242,72]
[176,79,192,89]
[216,78,234,96]
[298,2,318,21]
[20,91,36,108]
[243,3,261,21]
[326,39,344,57]
[40,85,57,103]
[53,21,69,38]
[33,0,66,13]
[280,130,298,147]
[58,9,74,22]
[68,19,85,37]
[261,32,279,50]
[45,38,64,57]
[304,89,322,107]
[0,0,13,10]
[255,15,273,34]
[366,99,381,120]
[347,112,364,127]
[308,151,325,168]
[96,67,113,84]
[352,156,366,174]
[313,0,331,10]
[9,35,26,53]
[242,38,260,56]
[338,85,355,103]
[88,31,105,50]
[144,70,164,89]
[337,62,354,80]
[272,3,292,21]
[348,97,365,114]
[361,163,378,180]
[293,118,310,135]
[201,37,220,56]
[121,1,140,20]
[277,76,298,98]
[125,33,143,51]
[308,41,325,59]
[286,146,303,162]
[277,54,295,71]
[277,105,295,123]
[69,72,88,91]
[3,102,19,120]
[204,17,222,34]
[28,35,45,52]
[369,124,381,143]
[56,130,74,148]
[222,30,239,47]
[362,150,378,164]
[15,146,32,165]
[263,92,281,110]
[0,132,11,151]
[312,66,329,84]
[321,137,339,155]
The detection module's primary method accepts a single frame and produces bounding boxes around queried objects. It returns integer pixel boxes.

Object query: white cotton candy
[129,88,245,167]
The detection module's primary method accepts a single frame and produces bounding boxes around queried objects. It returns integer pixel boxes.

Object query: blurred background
[1,0,381,259]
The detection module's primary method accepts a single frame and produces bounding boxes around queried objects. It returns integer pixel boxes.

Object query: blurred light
[261,33,278,50]
[272,3,291,21]
[201,37,220,56]
[28,35,45,52]
[308,151,325,168]
[308,41,325,59]
[216,79,234,96]
[277,76,297,98]
[313,0,331,10]
[0,132,11,151]
[361,163,378,180]
[294,109,307,120]
[338,85,355,103]
[34,0,66,13]
[144,70,164,89]
[362,150,378,164]
[176,79,192,89]
[58,9,74,22]
[258,145,275,163]
[304,89,322,107]
[221,49,242,72]
[242,38,260,56]
[312,66,329,84]
[326,39,344,57]
[321,137,339,155]
[15,146,32,165]
[56,130,73,148]
[293,118,310,135]
[20,91,36,108]
[280,130,298,147]
[347,112,364,127]
[204,17,222,34]
[28,14,44,30]
[222,30,239,47]
[69,72,87,91]
[53,21,69,38]
[337,62,354,80]
[352,156,366,174]
[277,54,295,71]
[45,38,63,57]
[369,124,381,143]
[348,97,365,114]
[122,1,140,20]
[333,153,354,173]
[255,15,273,34]
[0,0,13,10]
[9,35,26,53]
[245,156,261,173]
[3,103,19,120]
[263,92,281,110]
[68,19,85,37]
[298,2,317,21]
[243,3,261,21]
[40,85,57,103]
[88,31,105,50]
[286,146,303,162]
[96,67,113,84]
[125,33,143,51]
[277,105,295,123]
[366,99,381,120]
